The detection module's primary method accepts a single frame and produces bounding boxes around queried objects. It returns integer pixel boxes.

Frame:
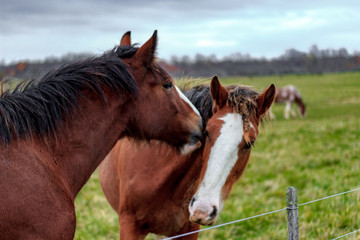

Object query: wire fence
[162,207,288,240]
[161,186,360,240]
[331,229,360,240]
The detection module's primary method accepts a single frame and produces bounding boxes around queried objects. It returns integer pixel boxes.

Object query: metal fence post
[287,187,299,240]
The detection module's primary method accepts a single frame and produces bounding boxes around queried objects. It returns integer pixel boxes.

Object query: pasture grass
[74,72,360,239]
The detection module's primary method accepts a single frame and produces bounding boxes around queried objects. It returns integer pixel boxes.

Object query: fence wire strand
[331,228,360,240]
[298,187,360,207]
[161,207,287,240]
[161,186,360,240]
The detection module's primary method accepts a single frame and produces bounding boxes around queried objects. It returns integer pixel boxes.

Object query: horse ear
[210,76,228,113]
[257,84,276,116]
[120,31,131,46]
[133,30,157,66]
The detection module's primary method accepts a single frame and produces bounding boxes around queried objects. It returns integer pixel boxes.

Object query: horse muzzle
[180,119,203,155]
[188,197,218,226]
[189,206,218,226]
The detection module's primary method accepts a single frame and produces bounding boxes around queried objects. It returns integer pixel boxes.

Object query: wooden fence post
[287,187,299,240]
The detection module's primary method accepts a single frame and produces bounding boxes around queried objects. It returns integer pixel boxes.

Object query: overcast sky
[1,0,360,64]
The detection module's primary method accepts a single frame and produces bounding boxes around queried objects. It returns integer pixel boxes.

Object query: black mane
[184,85,213,127]
[0,45,139,144]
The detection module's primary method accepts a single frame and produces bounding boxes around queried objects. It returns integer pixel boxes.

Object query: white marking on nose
[192,113,244,212]
[175,86,201,117]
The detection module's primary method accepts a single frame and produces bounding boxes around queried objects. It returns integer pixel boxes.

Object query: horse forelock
[115,44,139,58]
[184,84,269,136]
[227,87,259,135]
[0,47,139,145]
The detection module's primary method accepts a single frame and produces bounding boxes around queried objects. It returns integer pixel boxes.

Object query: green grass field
[74,72,360,239]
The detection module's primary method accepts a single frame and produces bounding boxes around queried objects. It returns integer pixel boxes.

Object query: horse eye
[163,82,173,90]
[244,141,254,150]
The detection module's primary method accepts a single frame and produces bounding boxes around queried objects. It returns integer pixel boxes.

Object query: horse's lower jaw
[180,140,202,155]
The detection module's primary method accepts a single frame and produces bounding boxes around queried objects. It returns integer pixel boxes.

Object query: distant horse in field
[99,76,275,239]
[273,85,306,119]
[0,31,202,240]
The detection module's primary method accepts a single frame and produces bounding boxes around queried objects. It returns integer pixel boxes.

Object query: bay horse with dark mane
[273,85,306,119]
[0,31,202,240]
[99,76,275,239]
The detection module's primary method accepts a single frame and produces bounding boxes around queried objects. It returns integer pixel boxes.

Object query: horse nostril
[198,118,203,131]
[196,218,202,224]
[209,206,217,219]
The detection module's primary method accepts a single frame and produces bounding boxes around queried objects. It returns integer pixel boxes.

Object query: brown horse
[273,85,306,119]
[99,76,275,239]
[0,31,202,240]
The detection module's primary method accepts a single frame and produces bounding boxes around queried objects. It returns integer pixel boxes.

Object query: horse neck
[294,96,305,113]
[148,143,203,201]
[171,149,204,201]
[51,90,132,197]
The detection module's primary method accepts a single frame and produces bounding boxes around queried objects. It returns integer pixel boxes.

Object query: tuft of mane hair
[184,85,213,128]
[227,86,259,133]
[0,45,139,145]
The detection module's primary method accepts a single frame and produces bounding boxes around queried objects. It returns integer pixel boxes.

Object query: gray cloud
[1,0,360,63]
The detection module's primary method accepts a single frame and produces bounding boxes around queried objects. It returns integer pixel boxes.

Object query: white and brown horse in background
[273,85,306,119]
[99,76,275,239]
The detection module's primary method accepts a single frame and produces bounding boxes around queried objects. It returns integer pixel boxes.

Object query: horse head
[188,76,275,225]
[119,31,202,154]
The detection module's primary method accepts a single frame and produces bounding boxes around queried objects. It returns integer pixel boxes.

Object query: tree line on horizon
[167,44,360,77]
[1,45,360,81]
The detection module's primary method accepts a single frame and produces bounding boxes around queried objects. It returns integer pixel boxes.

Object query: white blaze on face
[190,113,244,214]
[175,86,201,117]
[175,85,203,155]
